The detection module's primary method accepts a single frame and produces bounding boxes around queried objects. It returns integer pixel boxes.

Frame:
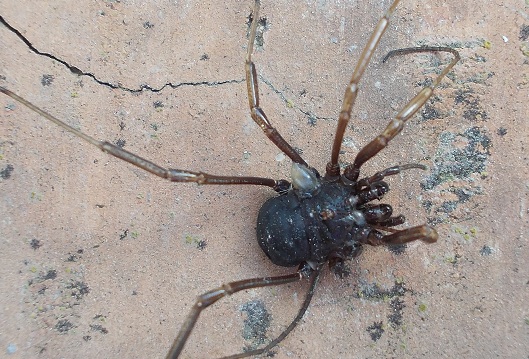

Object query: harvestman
[0,0,459,358]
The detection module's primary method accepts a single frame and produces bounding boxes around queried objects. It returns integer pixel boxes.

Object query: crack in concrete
[2,14,335,124]
[0,15,243,93]
[259,74,336,125]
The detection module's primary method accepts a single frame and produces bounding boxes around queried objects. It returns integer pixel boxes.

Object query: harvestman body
[1,0,459,358]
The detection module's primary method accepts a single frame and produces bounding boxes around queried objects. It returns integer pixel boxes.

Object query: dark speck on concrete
[55,319,74,333]
[66,252,81,262]
[357,280,406,301]
[421,103,442,121]
[196,240,207,250]
[388,297,405,327]
[41,74,54,86]
[367,321,384,341]
[497,127,507,136]
[43,270,57,280]
[240,299,271,351]
[307,113,317,126]
[520,24,529,41]
[454,89,488,122]
[30,238,42,250]
[0,164,14,179]
[480,245,494,256]
[67,281,90,300]
[90,324,109,334]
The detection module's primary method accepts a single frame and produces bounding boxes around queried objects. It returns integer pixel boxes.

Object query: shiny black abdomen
[256,182,363,267]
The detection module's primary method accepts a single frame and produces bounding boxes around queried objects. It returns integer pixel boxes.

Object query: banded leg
[246,0,308,167]
[0,87,290,193]
[166,264,321,359]
[326,0,402,178]
[343,46,460,181]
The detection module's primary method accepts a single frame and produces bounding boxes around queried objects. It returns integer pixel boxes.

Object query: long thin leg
[343,46,460,181]
[246,0,308,167]
[367,225,438,246]
[326,0,402,178]
[165,264,319,359]
[0,87,291,193]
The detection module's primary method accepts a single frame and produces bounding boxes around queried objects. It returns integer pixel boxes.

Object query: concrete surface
[1,1,528,358]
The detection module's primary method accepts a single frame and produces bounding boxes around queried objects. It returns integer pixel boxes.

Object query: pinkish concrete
[1,1,528,358]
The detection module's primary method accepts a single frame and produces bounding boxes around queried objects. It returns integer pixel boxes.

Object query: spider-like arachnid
[1,0,459,358]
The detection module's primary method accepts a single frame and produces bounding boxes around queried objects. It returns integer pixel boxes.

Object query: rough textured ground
[1,1,528,358]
